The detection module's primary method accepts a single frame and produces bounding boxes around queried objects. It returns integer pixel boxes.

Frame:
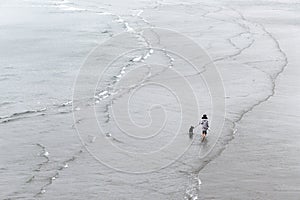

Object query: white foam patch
[96,12,113,16]
[132,56,143,62]
[132,9,143,17]
[62,100,72,106]
[101,94,109,100]
[51,0,71,4]
[99,91,108,96]
[57,5,85,11]
[43,151,49,156]
[143,52,151,59]
[124,22,134,32]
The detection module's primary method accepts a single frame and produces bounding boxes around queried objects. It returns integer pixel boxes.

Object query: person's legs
[201,130,206,142]
[201,135,204,141]
[201,135,205,142]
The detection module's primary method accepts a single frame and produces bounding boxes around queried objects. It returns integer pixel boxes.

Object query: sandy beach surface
[199,3,300,199]
[0,0,299,199]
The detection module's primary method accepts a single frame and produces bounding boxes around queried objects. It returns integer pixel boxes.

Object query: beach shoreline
[0,0,299,199]
[198,3,300,199]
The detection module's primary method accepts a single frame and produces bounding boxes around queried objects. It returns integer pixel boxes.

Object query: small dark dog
[189,126,194,139]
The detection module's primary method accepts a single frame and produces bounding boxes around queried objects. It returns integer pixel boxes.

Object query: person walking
[199,114,209,142]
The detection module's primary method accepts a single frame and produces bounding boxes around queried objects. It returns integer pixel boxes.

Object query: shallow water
[0,0,295,199]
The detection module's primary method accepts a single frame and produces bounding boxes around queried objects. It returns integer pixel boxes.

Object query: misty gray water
[1,0,299,199]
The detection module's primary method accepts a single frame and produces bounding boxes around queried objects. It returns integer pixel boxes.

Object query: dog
[189,126,194,139]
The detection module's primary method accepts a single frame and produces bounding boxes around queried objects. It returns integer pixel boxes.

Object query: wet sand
[0,0,299,199]
[199,2,300,199]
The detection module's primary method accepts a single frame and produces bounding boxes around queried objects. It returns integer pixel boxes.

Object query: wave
[0,108,47,124]
[33,150,83,197]
[29,143,84,198]
[34,143,50,172]
[0,99,78,124]
[0,101,15,107]
[50,0,86,12]
[0,108,46,119]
